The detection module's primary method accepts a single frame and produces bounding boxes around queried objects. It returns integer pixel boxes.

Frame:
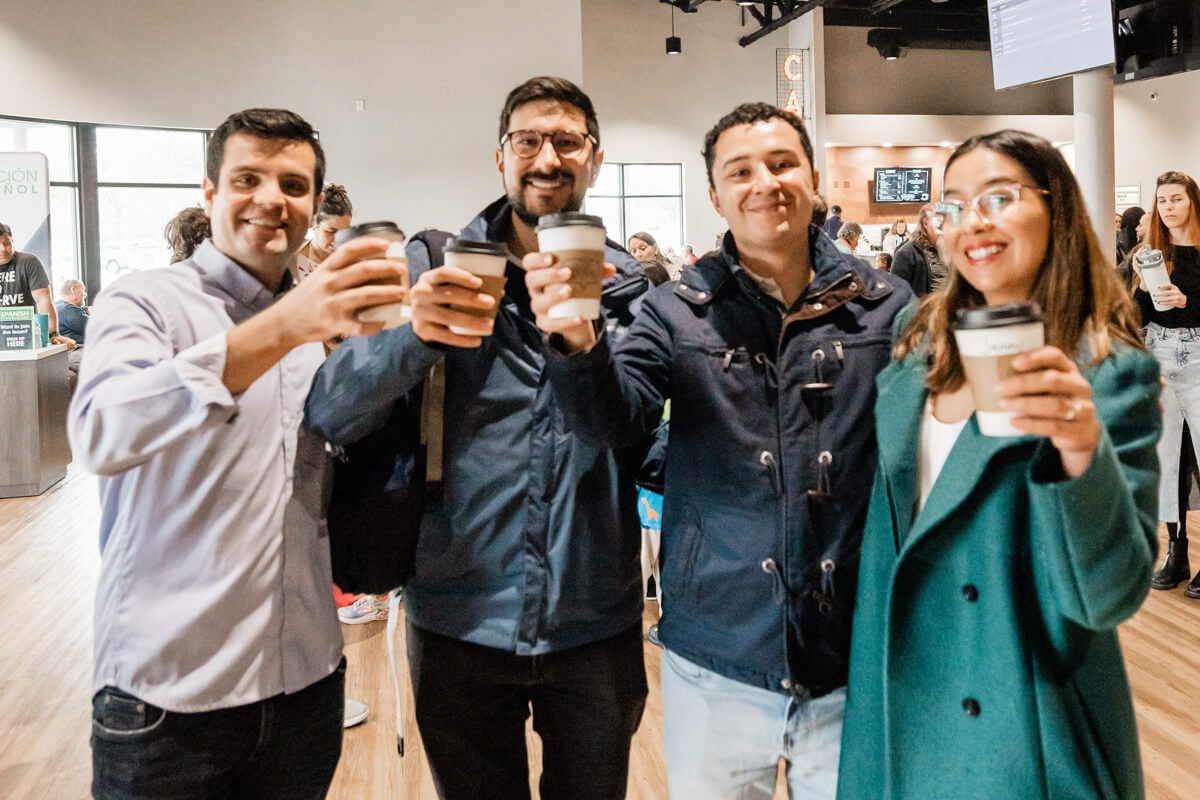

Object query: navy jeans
[407,621,647,800]
[91,660,344,800]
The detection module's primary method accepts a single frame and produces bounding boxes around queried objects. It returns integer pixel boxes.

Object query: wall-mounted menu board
[873,167,931,204]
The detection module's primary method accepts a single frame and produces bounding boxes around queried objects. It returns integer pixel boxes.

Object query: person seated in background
[54,279,89,387]
[55,279,89,345]
[881,218,909,254]
[875,252,892,272]
[0,222,75,350]
[683,244,698,265]
[835,221,862,254]
[164,206,212,264]
[294,183,354,281]
[628,230,675,284]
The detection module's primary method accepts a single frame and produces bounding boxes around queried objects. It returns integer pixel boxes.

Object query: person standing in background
[164,206,212,264]
[0,222,75,349]
[628,231,675,284]
[891,204,948,296]
[294,183,354,281]
[881,218,909,254]
[1135,170,1200,599]
[822,203,843,240]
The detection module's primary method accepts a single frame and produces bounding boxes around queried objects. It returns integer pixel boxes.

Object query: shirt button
[961,584,979,602]
[962,698,981,717]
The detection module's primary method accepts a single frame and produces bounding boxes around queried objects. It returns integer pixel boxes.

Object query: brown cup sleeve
[450,275,507,319]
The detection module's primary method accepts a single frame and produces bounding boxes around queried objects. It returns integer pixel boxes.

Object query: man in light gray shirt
[68,108,406,800]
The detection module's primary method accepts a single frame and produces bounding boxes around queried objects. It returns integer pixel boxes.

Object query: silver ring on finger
[1064,397,1083,422]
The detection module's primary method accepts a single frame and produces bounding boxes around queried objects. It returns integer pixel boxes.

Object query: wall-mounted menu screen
[873,167,932,204]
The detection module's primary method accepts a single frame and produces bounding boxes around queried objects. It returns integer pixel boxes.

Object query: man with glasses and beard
[305,77,651,800]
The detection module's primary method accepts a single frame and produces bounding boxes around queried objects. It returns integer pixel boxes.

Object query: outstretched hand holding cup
[333,222,412,328]
[525,212,615,352]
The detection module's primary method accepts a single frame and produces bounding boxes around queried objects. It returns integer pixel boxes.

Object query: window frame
[586,161,685,254]
[1,114,209,299]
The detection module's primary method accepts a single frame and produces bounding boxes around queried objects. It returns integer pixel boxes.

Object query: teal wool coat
[838,342,1161,800]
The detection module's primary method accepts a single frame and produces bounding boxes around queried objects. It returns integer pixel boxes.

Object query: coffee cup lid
[445,237,509,257]
[335,221,404,247]
[1133,247,1163,267]
[535,212,605,232]
[953,302,1044,330]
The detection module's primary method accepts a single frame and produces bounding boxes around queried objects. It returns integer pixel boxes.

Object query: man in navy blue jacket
[305,77,650,800]
[526,103,913,799]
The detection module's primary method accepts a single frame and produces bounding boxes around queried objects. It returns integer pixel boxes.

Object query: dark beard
[507,170,581,226]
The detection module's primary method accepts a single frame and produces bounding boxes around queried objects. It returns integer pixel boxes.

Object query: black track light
[666,6,681,55]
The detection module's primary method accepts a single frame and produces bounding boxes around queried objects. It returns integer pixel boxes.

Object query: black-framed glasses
[500,129,597,159]
[933,184,1049,233]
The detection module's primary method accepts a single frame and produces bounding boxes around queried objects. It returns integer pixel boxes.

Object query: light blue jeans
[1145,323,1200,522]
[661,648,845,800]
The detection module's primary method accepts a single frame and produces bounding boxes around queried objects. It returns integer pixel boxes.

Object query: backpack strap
[420,361,445,509]
[408,229,455,511]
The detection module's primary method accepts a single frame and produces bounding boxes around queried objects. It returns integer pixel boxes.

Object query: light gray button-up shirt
[69,240,342,712]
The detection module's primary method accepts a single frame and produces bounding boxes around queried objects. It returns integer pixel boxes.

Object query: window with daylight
[585,162,684,259]
[0,118,82,284]
[0,116,209,296]
[96,126,206,289]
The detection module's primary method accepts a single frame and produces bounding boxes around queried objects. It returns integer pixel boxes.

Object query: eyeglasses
[500,129,597,159]
[933,184,1049,233]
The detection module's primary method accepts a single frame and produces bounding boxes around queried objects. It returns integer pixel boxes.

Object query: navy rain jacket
[305,197,652,655]
[543,228,913,696]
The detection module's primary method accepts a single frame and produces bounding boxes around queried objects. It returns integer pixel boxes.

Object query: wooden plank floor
[1,463,1198,799]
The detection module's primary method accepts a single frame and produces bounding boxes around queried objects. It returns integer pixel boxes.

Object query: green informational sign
[0,307,35,351]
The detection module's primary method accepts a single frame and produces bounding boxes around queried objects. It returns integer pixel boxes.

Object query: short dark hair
[702,103,813,189]
[206,109,325,196]
[498,77,600,147]
[876,252,893,270]
[0,222,11,237]
[164,206,212,264]
[811,194,829,227]
[831,205,842,214]
[317,183,353,223]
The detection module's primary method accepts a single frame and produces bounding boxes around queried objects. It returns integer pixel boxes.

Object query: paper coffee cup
[334,221,411,329]
[953,303,1045,437]
[536,212,606,320]
[444,238,508,335]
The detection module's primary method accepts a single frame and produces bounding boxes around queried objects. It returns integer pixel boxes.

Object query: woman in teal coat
[839,130,1161,800]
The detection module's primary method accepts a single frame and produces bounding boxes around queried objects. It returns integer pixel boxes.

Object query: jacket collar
[675,226,893,314]
[875,355,1039,553]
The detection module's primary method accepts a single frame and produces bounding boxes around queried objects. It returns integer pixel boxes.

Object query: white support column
[1072,67,1115,250]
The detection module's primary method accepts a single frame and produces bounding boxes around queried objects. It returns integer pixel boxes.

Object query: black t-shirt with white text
[0,251,50,308]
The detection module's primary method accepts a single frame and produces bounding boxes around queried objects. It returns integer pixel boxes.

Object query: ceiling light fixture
[667,6,681,55]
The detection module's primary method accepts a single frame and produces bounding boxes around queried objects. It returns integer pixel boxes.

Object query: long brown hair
[894,130,1143,392]
[1148,171,1200,272]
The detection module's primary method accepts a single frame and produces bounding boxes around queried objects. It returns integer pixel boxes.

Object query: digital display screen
[988,0,1116,90]
[874,167,932,204]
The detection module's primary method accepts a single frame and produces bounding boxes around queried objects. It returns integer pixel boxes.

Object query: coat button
[781,678,792,690]
[961,584,978,602]
[962,698,981,717]
[813,302,824,310]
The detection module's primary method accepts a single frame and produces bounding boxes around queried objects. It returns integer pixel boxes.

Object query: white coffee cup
[535,212,607,320]
[953,303,1045,437]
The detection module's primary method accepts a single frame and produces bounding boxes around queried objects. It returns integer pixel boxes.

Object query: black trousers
[407,620,647,800]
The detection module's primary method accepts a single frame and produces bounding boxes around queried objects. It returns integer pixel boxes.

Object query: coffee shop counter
[0,344,71,498]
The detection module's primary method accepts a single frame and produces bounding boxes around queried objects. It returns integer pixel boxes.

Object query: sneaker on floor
[344,698,369,728]
[338,595,388,625]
